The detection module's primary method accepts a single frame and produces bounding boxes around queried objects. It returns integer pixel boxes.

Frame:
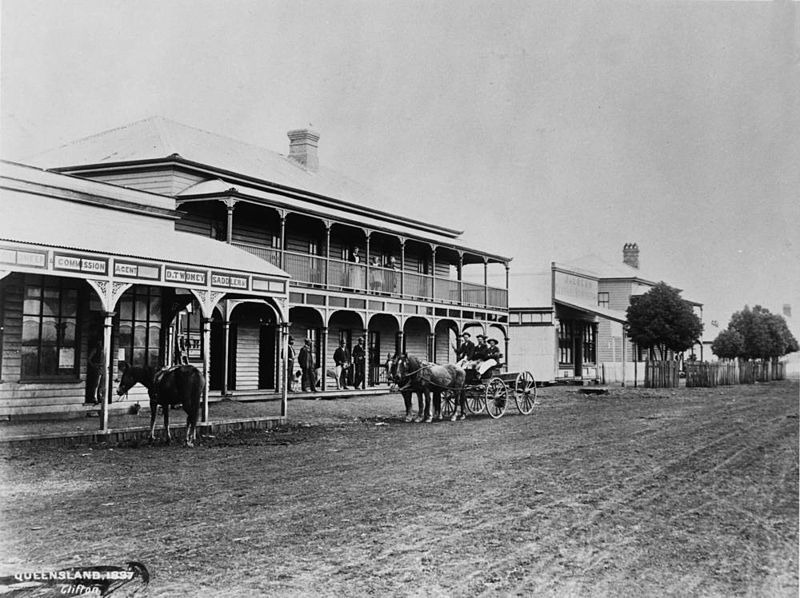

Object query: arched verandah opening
[327,310,365,389]
[434,319,459,364]
[368,313,401,385]
[403,316,433,360]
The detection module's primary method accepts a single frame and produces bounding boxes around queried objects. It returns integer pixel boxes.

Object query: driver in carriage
[460,334,493,383]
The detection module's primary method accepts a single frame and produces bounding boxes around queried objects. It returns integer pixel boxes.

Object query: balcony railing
[232,243,508,311]
[233,243,281,268]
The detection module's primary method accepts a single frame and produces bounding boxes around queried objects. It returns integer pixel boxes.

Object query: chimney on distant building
[287,128,320,172]
[623,242,640,269]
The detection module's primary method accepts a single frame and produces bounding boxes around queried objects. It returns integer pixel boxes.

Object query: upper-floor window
[598,292,609,309]
[21,276,79,379]
[309,241,319,255]
[270,235,281,249]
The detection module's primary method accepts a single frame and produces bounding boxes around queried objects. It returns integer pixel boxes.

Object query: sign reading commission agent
[114,260,161,280]
[53,252,108,275]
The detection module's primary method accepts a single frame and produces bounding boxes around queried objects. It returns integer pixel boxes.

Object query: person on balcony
[455,332,475,368]
[348,247,363,289]
[352,337,366,389]
[386,256,400,294]
[369,256,382,292]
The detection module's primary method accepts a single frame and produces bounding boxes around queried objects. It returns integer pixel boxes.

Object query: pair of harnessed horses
[387,354,469,423]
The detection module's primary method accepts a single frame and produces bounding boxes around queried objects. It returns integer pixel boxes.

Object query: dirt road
[1,381,797,597]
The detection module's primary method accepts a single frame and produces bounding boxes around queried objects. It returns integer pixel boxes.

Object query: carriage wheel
[514,371,537,415]
[440,390,456,419]
[465,387,485,415]
[484,377,508,419]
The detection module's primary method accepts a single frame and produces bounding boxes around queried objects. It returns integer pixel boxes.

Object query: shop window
[21,276,79,379]
[598,292,609,309]
[117,286,162,367]
[582,324,597,364]
[176,301,202,363]
[558,320,573,365]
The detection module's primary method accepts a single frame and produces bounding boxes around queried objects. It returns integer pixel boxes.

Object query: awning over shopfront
[553,298,627,324]
[1,161,290,309]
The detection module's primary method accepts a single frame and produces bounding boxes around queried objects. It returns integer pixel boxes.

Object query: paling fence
[644,360,681,388]
[685,360,786,388]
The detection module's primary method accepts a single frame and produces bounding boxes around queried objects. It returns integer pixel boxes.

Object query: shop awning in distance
[553,298,628,324]
[0,160,289,297]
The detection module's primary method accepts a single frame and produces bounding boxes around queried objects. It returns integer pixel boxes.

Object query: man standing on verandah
[334,339,351,390]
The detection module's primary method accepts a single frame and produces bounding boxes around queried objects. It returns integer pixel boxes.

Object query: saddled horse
[392,354,467,422]
[116,362,205,446]
[386,353,425,422]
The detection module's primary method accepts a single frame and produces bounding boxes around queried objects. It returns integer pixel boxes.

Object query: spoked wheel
[440,390,456,419]
[465,386,485,415]
[484,377,509,419]
[514,371,537,415]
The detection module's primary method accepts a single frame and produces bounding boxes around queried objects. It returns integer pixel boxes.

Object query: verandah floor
[0,386,390,444]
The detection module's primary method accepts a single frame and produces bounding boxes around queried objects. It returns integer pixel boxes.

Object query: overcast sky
[1,0,798,338]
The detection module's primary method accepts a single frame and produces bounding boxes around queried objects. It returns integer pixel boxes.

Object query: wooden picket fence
[644,360,680,388]
[685,360,786,388]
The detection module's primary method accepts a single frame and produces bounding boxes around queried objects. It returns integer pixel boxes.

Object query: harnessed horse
[386,353,425,422]
[389,354,467,422]
[116,362,204,446]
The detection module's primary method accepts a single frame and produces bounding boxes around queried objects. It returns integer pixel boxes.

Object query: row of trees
[625,282,703,360]
[711,305,798,361]
[623,282,797,362]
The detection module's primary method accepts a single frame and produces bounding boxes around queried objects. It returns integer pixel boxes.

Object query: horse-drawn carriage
[389,354,537,422]
[439,369,537,419]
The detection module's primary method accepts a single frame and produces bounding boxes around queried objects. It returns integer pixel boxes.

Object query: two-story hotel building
[16,117,510,407]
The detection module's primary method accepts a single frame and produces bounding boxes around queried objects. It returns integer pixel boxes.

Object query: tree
[711,329,744,359]
[725,305,799,361]
[625,282,703,360]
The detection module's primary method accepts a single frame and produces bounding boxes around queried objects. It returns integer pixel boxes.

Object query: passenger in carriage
[455,332,475,368]
[468,334,500,380]
[471,334,489,366]
[481,338,503,378]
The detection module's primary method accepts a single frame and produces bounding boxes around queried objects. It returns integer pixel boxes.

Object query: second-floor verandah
[175,195,510,311]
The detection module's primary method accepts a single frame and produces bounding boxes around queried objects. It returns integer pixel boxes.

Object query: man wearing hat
[333,339,351,390]
[455,332,475,368]
[298,338,316,392]
[352,337,366,390]
[480,337,503,378]
[472,334,490,365]
[286,336,296,392]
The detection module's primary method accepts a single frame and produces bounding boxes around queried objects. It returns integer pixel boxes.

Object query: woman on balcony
[348,247,363,289]
[369,256,382,292]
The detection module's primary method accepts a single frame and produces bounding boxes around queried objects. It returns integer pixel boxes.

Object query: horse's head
[116,361,142,396]
[385,353,408,390]
[394,354,412,384]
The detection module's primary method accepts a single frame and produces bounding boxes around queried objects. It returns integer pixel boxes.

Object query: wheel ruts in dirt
[514,371,537,415]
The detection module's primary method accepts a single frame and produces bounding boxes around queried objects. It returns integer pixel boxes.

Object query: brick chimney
[623,242,640,269]
[287,128,320,172]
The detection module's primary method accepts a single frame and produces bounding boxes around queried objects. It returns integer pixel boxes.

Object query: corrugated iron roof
[27,117,476,242]
[0,161,289,279]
